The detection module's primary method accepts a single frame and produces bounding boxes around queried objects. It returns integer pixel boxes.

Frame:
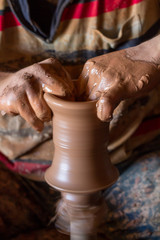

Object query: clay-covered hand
[78,38,160,121]
[0,58,75,131]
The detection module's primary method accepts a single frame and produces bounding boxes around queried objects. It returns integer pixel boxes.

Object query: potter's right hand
[77,36,160,121]
[0,58,75,131]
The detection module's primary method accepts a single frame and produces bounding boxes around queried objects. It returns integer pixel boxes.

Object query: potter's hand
[78,36,160,121]
[0,58,75,131]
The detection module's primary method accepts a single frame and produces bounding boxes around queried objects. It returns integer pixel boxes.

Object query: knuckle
[48,57,56,63]
[86,59,95,66]
[21,72,33,82]
[85,60,92,68]
[38,57,57,65]
[41,57,57,65]
[84,60,96,74]
[33,63,41,71]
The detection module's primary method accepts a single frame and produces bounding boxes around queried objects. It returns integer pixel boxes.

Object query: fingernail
[97,98,113,122]
[97,101,104,121]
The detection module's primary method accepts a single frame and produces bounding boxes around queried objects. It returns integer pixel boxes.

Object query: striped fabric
[0,0,160,176]
[0,7,20,30]
[1,0,160,64]
[61,0,145,20]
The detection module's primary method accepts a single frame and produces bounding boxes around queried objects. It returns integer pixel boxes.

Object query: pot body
[44,94,118,193]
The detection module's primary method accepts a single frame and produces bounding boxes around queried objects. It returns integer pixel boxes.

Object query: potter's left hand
[78,36,160,121]
[0,58,75,131]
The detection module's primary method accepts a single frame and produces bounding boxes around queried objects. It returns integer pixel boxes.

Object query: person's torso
[0,0,160,168]
[0,0,160,71]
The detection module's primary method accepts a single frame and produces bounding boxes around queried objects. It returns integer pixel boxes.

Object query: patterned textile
[0,160,65,240]
[0,0,160,177]
[101,150,160,240]
[0,148,160,239]
[0,2,159,239]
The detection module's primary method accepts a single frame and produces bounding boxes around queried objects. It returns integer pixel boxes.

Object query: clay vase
[44,93,119,239]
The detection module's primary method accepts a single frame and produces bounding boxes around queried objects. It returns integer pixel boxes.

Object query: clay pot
[44,94,118,193]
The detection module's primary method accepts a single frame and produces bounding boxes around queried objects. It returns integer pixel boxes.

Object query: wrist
[125,34,160,65]
[0,72,12,81]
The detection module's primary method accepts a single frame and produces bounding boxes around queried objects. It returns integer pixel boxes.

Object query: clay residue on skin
[77,39,160,121]
[0,58,75,131]
[125,35,160,65]
[33,58,75,98]
[1,34,160,129]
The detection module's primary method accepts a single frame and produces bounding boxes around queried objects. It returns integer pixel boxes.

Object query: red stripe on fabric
[133,117,160,137]
[0,12,20,31]
[0,152,49,174]
[61,0,143,21]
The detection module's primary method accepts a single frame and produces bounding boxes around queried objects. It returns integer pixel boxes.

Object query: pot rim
[44,93,97,110]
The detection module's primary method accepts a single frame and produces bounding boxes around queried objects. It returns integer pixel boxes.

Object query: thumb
[96,93,120,122]
[41,81,75,101]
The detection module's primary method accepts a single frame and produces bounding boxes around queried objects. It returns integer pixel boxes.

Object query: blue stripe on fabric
[46,18,160,64]
[0,7,11,15]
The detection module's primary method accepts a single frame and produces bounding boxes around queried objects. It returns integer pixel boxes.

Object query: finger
[77,61,95,97]
[96,93,120,122]
[33,58,75,98]
[17,94,44,132]
[42,82,68,96]
[27,92,52,122]
[87,81,102,100]
[0,93,19,115]
[26,81,52,122]
[42,79,75,100]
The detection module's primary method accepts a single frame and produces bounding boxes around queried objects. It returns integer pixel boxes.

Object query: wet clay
[44,93,118,239]
[77,35,160,122]
[0,58,75,131]
[44,94,118,192]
